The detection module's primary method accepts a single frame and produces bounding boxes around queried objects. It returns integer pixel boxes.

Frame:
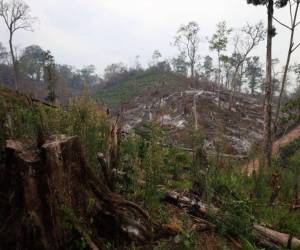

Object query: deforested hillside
[94,72,266,156]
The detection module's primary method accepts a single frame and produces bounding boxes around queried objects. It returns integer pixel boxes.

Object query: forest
[1,0,300,249]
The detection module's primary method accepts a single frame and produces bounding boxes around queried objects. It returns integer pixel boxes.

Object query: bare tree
[174,21,201,79]
[273,0,300,133]
[0,0,35,90]
[229,21,266,109]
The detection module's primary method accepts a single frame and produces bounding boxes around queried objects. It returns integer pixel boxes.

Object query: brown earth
[243,124,300,175]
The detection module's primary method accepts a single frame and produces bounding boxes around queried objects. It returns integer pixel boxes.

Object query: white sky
[0,0,299,75]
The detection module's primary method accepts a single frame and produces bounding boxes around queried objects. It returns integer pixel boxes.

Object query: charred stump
[0,135,151,250]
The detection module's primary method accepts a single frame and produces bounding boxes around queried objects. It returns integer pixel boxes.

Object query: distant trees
[149,50,171,73]
[80,65,97,87]
[174,21,201,79]
[104,63,128,85]
[0,0,36,90]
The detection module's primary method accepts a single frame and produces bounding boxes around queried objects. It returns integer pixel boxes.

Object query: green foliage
[19,45,45,81]
[281,96,300,124]
[245,56,263,95]
[118,135,140,196]
[216,198,254,238]
[137,123,167,214]
[95,71,180,108]
[0,93,109,169]
[154,215,199,250]
[66,96,110,167]
[165,148,190,180]
[60,205,89,250]
[209,21,232,54]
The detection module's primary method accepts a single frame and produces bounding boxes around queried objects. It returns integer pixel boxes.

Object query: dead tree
[0,135,151,249]
[0,0,36,90]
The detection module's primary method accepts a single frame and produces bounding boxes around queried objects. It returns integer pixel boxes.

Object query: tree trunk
[229,61,242,110]
[9,31,18,91]
[191,62,195,79]
[274,2,300,135]
[193,94,198,130]
[0,135,152,249]
[263,0,274,169]
[217,50,221,107]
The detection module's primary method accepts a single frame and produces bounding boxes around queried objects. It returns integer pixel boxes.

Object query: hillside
[94,72,266,156]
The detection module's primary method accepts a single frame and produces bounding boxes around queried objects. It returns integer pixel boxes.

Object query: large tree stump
[0,135,151,250]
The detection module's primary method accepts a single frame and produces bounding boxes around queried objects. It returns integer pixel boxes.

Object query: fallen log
[0,135,152,250]
[163,190,300,249]
[253,224,300,249]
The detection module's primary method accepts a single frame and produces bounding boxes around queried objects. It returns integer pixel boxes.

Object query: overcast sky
[0,0,299,75]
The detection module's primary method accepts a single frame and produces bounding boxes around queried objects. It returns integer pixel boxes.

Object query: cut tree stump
[0,135,151,250]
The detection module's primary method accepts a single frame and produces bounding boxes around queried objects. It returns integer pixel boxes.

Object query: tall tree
[174,21,201,79]
[43,50,57,104]
[0,0,36,90]
[245,56,263,95]
[273,0,300,133]
[19,45,45,80]
[247,0,288,169]
[209,21,232,86]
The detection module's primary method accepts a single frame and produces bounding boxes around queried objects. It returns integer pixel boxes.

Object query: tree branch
[273,16,292,30]
[292,41,300,52]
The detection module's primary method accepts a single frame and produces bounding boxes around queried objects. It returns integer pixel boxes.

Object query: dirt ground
[243,124,300,175]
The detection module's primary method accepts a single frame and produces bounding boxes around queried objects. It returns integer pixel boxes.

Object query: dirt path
[243,124,300,175]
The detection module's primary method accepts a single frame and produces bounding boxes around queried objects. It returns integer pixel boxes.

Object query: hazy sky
[0,0,299,75]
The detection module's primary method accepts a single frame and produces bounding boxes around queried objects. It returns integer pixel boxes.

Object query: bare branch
[292,41,300,52]
[290,0,294,26]
[273,16,292,30]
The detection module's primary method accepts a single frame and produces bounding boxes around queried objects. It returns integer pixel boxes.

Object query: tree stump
[0,135,151,250]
